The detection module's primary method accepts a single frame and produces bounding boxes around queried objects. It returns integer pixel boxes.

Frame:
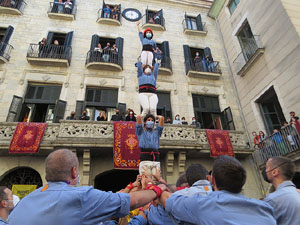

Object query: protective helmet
[143,28,153,38]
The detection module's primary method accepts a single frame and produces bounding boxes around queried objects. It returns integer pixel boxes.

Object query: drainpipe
[214,17,251,145]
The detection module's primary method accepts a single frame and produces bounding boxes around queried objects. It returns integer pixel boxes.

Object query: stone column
[82,149,91,186]
[178,151,186,174]
[165,151,174,183]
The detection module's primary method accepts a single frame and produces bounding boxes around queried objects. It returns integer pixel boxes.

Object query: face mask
[13,195,20,207]
[176,117,179,120]
[192,120,196,122]
[146,33,152,39]
[146,121,154,129]
[144,67,152,74]
[196,53,199,56]
[261,168,270,183]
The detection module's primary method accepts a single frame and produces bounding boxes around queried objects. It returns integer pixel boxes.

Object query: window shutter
[115,37,124,67]
[16,0,23,10]
[184,12,189,29]
[183,45,191,75]
[53,100,67,123]
[221,107,235,130]
[161,41,170,58]
[75,100,85,119]
[2,26,14,44]
[64,31,74,46]
[46,32,54,45]
[146,6,149,22]
[118,4,121,21]
[90,35,100,51]
[158,9,164,26]
[196,14,203,31]
[6,95,23,122]
[71,0,76,14]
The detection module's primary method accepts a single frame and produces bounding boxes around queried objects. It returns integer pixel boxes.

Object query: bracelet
[126,182,134,190]
[145,184,162,198]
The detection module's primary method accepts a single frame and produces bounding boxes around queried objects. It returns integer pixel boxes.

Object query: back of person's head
[213,155,246,193]
[0,186,8,203]
[186,164,208,186]
[176,173,188,187]
[269,156,295,180]
[45,149,79,182]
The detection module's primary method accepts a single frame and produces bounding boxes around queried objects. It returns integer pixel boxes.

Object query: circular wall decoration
[122,8,142,22]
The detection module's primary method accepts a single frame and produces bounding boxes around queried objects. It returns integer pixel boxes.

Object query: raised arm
[137,21,144,42]
[137,114,143,125]
[157,115,164,127]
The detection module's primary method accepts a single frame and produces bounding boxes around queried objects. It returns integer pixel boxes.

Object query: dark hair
[213,155,246,193]
[290,111,295,114]
[143,114,155,122]
[186,164,208,186]
[270,156,295,180]
[176,173,187,187]
[0,186,8,202]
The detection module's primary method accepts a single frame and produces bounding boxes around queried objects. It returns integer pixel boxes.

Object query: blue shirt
[0,219,8,225]
[155,51,162,60]
[264,181,300,225]
[9,182,130,225]
[166,190,276,225]
[104,7,112,14]
[147,205,174,225]
[129,215,147,225]
[137,62,159,87]
[139,32,157,49]
[174,180,212,197]
[136,124,163,150]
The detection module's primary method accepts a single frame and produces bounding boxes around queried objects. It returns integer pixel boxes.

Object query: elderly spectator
[79,110,90,120]
[263,156,300,225]
[191,117,201,128]
[125,109,136,122]
[97,111,107,121]
[0,186,14,224]
[112,4,120,20]
[93,43,103,62]
[172,114,182,125]
[160,155,276,225]
[66,111,76,120]
[111,109,124,121]
[181,117,188,125]
[103,4,112,18]
[9,149,165,225]
[64,0,73,14]
[289,111,299,123]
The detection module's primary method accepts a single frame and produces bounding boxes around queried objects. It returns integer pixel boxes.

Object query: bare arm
[158,115,164,127]
[129,190,156,210]
[137,115,143,125]
[159,191,172,208]
[137,21,142,33]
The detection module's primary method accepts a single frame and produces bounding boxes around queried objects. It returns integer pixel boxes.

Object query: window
[228,0,240,14]
[146,9,164,26]
[0,26,14,61]
[184,14,203,31]
[156,41,171,70]
[75,88,118,121]
[256,86,286,134]
[50,0,75,15]
[6,84,66,123]
[101,1,121,21]
[156,92,172,119]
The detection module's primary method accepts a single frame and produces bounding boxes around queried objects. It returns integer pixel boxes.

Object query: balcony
[141,14,165,31]
[47,2,76,21]
[0,42,13,63]
[252,125,300,168]
[0,121,249,153]
[185,59,222,79]
[233,35,265,76]
[27,44,72,67]
[182,19,207,36]
[96,8,121,26]
[159,56,172,75]
[0,0,26,15]
[85,49,123,71]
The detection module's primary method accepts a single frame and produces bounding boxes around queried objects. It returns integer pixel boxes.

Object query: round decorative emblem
[122,8,142,22]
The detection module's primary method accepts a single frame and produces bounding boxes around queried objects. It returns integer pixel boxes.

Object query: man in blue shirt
[136,114,164,180]
[263,156,300,225]
[9,149,165,225]
[0,186,13,225]
[160,155,276,225]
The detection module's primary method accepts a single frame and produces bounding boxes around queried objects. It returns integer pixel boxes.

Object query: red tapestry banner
[206,129,234,157]
[113,122,140,170]
[9,123,47,154]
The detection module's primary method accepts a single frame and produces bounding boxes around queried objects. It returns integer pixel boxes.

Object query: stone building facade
[0,0,265,198]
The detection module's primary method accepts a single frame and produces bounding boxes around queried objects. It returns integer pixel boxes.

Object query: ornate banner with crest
[113,121,140,169]
[206,129,234,157]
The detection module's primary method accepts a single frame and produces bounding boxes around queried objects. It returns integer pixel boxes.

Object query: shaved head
[45,149,79,182]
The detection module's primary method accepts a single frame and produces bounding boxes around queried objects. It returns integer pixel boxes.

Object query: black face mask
[261,168,270,183]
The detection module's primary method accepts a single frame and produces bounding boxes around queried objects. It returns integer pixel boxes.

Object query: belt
[139,85,156,93]
[142,44,153,52]
[140,149,160,161]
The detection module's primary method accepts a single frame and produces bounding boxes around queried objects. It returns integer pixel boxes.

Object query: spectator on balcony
[111,109,124,121]
[181,117,188,125]
[165,117,171,124]
[49,40,60,58]
[0,186,14,224]
[66,111,76,120]
[258,130,266,147]
[194,52,204,72]
[93,43,103,62]
[56,0,64,13]
[153,12,161,25]
[148,17,155,24]
[97,111,107,121]
[160,155,276,225]
[137,21,157,68]
[272,129,288,155]
[205,54,215,73]
[136,114,164,180]
[191,117,201,128]
[154,47,163,64]
[173,114,182,125]
[289,111,299,124]
[263,156,300,225]
[0,0,11,7]
[252,131,260,149]
[103,4,112,18]
[38,37,47,58]
[79,110,90,121]
[103,42,111,62]
[125,109,136,122]
[64,0,73,14]
[112,5,120,20]
[281,121,289,129]
[112,44,118,63]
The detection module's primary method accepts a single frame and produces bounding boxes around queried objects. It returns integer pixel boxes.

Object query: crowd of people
[92,42,119,63]
[1,149,299,225]
[193,51,215,73]
[52,0,73,14]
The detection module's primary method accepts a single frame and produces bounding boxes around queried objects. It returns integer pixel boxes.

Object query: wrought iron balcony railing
[86,49,123,69]
[185,58,221,74]
[0,0,26,13]
[27,43,72,64]
[0,42,13,62]
[97,8,121,22]
[253,124,300,167]
[141,14,165,30]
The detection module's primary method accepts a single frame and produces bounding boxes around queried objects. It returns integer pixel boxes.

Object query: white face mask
[13,195,20,207]
[176,117,180,120]
[144,67,152,74]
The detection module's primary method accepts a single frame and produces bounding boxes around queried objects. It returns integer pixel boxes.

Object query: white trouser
[141,51,153,66]
[138,93,158,117]
[139,161,160,180]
